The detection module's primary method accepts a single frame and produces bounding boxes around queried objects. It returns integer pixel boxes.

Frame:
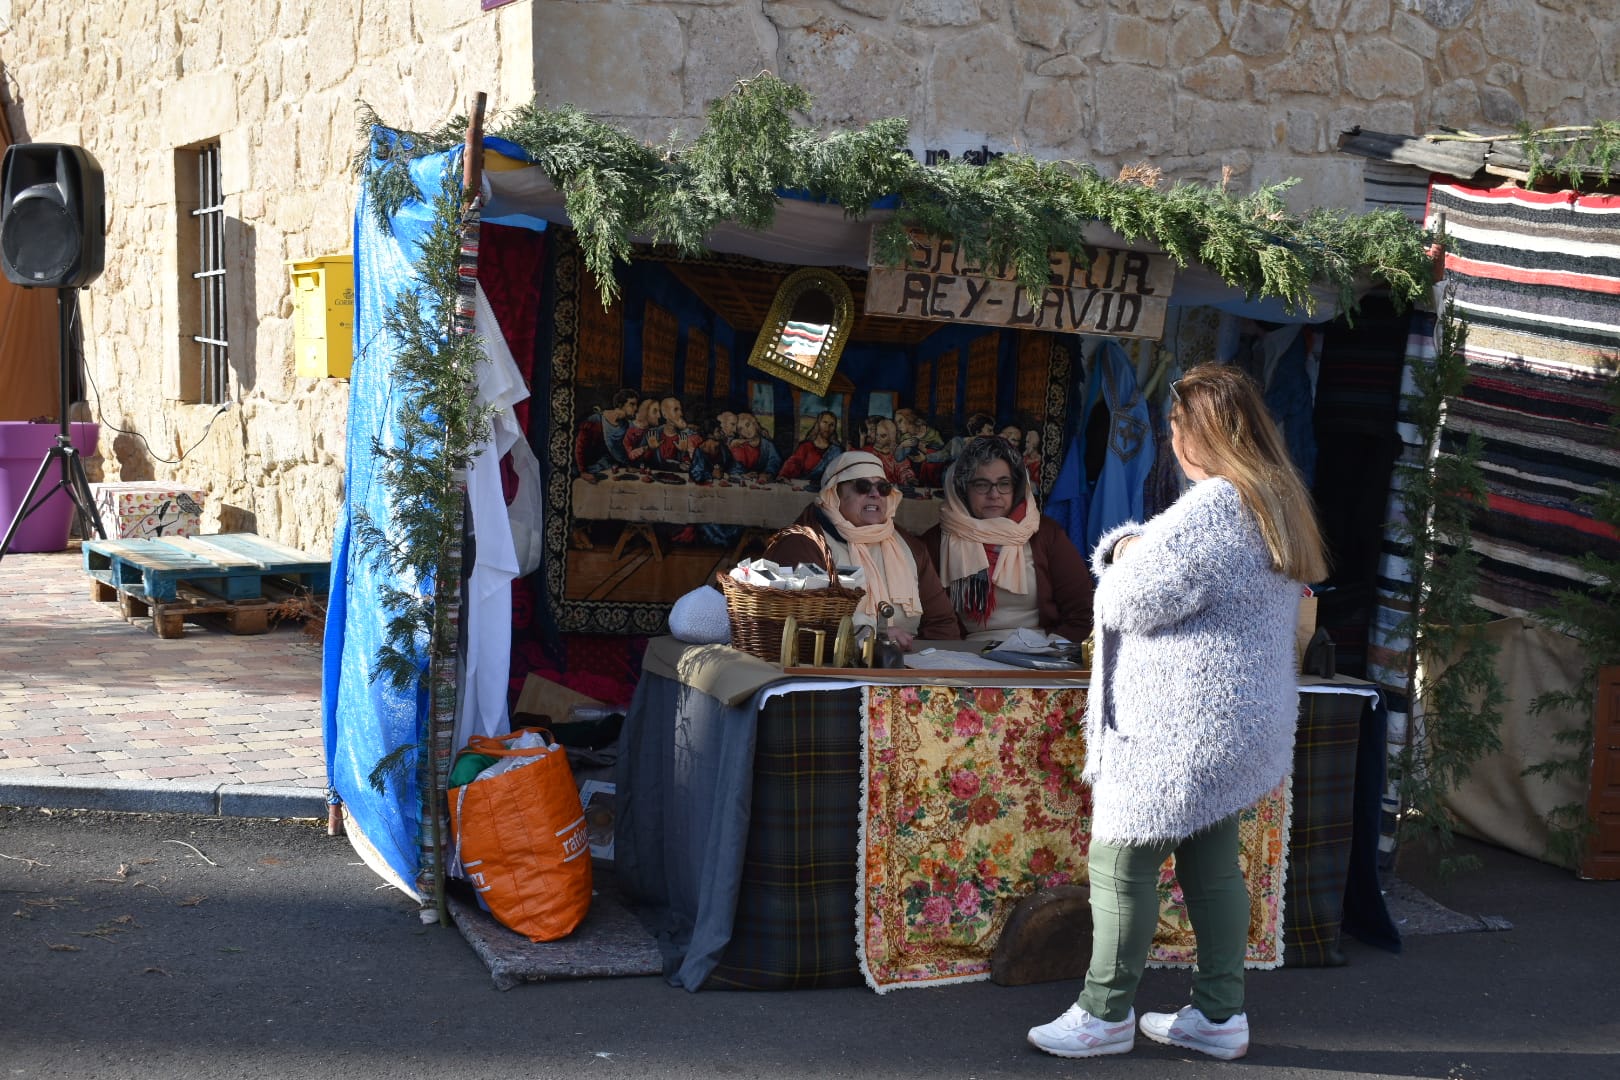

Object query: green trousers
[1077,813,1248,1023]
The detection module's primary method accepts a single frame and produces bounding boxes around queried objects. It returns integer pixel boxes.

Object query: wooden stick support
[462,91,488,203]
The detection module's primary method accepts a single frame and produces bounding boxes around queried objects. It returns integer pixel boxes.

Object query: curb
[0,776,327,820]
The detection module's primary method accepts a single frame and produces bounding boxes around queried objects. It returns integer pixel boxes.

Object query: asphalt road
[2,806,1615,1080]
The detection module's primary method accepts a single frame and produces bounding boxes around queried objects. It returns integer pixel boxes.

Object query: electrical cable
[70,292,232,465]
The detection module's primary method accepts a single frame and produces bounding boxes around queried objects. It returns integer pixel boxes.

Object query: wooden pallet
[84,533,329,639]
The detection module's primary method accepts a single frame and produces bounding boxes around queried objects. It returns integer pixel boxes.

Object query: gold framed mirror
[745,267,855,396]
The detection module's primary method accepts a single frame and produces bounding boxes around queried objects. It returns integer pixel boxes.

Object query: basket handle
[768,523,842,589]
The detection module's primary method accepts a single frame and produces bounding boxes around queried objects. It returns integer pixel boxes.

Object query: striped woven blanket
[1429,181,1620,618]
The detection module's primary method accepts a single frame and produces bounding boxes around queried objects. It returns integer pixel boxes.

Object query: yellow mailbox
[289,254,354,379]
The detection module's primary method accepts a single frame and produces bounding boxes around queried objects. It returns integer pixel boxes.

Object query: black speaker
[0,143,104,288]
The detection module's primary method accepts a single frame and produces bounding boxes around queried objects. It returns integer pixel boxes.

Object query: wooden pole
[462,92,487,203]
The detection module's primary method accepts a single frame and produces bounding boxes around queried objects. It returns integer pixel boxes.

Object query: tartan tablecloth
[618,669,1391,990]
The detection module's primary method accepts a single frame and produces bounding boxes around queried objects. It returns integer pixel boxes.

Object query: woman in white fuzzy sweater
[1027,364,1328,1063]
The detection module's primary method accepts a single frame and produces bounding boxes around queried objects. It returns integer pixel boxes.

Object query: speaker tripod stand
[0,287,106,564]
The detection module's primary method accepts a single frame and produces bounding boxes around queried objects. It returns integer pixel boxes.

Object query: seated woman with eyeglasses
[922,435,1093,642]
[763,450,960,651]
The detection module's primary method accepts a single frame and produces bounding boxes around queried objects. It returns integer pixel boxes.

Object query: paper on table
[902,649,1025,672]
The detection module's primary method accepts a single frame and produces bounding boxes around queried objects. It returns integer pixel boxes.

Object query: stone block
[161,70,239,147]
[1429,79,1482,130]
[928,27,1026,139]
[1480,0,1539,65]
[1521,70,1577,119]
[1342,38,1425,100]
[1542,17,1600,80]
[1231,0,1297,56]
[989,885,1091,986]
[1168,6,1223,66]
[1391,11,1437,58]
[1036,54,1089,77]
[1255,33,1340,97]
[1104,14,1167,66]
[1417,0,1475,31]
[1185,100,1275,155]
[780,20,926,125]
[1092,65,1173,155]
[1439,31,1487,77]
[684,9,775,114]
[1309,0,1346,31]
[899,0,994,28]
[1341,0,1391,34]
[1011,0,1068,50]
[306,5,359,92]
[1286,107,1321,153]
[835,0,898,15]
[1182,54,1249,100]
[535,5,685,116]
[1024,80,1089,150]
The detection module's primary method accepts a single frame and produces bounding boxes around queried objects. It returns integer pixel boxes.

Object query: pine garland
[358,74,1432,316]
[1514,121,1620,190]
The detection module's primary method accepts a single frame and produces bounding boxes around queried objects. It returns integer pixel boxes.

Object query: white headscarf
[815,451,922,618]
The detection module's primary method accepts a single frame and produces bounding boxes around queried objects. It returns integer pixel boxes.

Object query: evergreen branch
[358,74,1434,312]
[368,742,420,795]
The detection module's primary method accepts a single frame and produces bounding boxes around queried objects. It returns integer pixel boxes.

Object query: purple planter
[0,421,100,552]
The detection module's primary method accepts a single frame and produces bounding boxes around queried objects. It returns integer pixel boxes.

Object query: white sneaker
[1139,1005,1250,1060]
[1026,1005,1136,1058]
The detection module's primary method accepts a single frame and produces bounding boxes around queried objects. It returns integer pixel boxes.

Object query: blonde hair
[1170,363,1329,583]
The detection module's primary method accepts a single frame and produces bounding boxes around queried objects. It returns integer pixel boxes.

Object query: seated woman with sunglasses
[922,435,1093,643]
[764,451,960,651]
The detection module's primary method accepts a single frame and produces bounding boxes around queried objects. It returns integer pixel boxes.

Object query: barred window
[177,142,228,403]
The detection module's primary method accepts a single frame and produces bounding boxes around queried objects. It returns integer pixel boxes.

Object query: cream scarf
[815,484,922,619]
[937,469,1040,595]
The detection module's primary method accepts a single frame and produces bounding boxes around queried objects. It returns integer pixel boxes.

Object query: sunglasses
[848,478,895,496]
[1168,378,1185,405]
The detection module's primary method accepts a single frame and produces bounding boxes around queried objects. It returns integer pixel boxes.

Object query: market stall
[323,80,1432,970]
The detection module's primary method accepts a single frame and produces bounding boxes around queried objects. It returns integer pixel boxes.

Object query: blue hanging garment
[1263,327,1317,488]
[1046,341,1157,564]
[1083,340,1156,556]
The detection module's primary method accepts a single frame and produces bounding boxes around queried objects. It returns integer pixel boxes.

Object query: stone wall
[2,1,1614,553]
[0,1,535,552]
[539,0,1620,211]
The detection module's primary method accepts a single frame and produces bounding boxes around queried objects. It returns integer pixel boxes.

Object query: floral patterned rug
[858,684,1289,992]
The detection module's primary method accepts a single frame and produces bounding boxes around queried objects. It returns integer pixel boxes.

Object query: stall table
[617,638,1394,991]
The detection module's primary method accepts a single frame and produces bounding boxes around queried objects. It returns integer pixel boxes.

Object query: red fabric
[508,635,648,709]
[780,440,830,479]
[475,223,546,432]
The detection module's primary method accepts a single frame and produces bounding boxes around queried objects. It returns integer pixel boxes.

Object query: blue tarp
[321,146,465,895]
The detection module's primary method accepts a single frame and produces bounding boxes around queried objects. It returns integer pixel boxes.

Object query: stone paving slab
[0,546,326,815]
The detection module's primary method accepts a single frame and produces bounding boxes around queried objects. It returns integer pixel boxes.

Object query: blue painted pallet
[83,533,330,604]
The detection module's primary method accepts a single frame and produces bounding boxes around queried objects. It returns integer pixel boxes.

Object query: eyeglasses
[849,478,895,496]
[967,477,1016,496]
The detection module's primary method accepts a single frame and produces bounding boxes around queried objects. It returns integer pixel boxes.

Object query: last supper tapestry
[540,233,1077,635]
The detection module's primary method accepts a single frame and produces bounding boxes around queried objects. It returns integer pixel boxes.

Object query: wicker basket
[716,524,865,664]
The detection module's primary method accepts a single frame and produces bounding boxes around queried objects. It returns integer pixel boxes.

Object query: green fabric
[448,752,499,788]
[1078,813,1248,1023]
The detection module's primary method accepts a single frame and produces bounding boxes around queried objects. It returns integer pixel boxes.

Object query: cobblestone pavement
[0,545,325,790]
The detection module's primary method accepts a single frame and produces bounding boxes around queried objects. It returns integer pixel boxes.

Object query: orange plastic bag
[448,728,592,942]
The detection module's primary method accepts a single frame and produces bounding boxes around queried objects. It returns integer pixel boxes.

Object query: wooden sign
[866,228,1175,338]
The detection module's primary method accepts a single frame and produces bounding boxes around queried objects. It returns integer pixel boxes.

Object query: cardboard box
[511,673,605,725]
[90,482,206,540]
